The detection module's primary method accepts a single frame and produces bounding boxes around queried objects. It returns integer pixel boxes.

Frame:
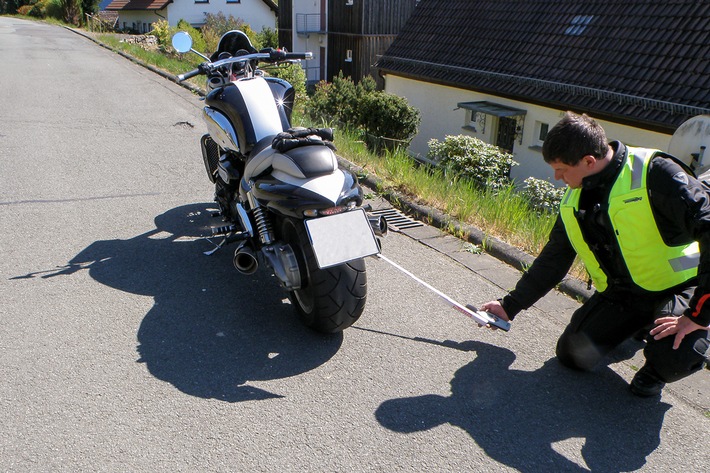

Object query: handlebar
[177,68,202,82]
[271,51,313,61]
[175,50,313,82]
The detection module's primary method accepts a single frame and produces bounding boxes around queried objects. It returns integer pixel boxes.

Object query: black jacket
[502,142,710,327]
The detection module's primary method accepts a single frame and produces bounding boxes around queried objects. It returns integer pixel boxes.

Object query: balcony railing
[296,14,325,35]
[301,65,321,84]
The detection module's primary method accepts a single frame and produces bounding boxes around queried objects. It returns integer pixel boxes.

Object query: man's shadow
[14,203,342,401]
[376,340,670,472]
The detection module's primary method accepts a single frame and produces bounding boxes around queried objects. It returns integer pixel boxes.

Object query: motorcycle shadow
[50,203,342,402]
[376,340,670,472]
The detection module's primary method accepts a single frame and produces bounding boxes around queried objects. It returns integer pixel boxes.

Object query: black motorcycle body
[172,31,384,332]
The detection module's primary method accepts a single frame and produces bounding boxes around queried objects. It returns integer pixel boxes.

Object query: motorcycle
[171,30,386,333]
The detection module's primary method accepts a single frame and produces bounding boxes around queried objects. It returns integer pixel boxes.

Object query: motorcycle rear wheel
[280,217,367,333]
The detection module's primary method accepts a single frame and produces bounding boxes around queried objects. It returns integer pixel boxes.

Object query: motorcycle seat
[244,136,338,181]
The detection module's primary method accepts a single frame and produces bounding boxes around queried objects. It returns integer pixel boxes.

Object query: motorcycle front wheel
[280,217,367,333]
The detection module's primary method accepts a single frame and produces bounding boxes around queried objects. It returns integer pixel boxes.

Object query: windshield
[210,30,257,61]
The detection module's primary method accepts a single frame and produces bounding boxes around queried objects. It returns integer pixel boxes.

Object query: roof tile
[378,0,710,130]
[105,0,171,10]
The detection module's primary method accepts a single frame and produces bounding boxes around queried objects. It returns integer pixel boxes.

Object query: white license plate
[304,209,380,269]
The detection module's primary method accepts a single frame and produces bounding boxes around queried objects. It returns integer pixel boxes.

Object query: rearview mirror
[171,32,193,54]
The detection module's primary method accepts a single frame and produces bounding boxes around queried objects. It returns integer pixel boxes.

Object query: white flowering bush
[522,177,565,213]
[427,135,517,190]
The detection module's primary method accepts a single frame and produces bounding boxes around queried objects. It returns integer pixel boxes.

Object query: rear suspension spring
[253,206,275,245]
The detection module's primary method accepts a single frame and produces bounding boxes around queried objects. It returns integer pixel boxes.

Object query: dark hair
[542,112,609,165]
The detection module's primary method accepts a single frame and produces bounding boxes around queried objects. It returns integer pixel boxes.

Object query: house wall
[327,0,417,84]
[291,0,326,83]
[167,0,277,29]
[115,1,276,32]
[329,0,417,34]
[278,0,294,50]
[360,0,419,34]
[116,10,165,33]
[288,0,416,85]
[168,0,276,31]
[384,74,673,186]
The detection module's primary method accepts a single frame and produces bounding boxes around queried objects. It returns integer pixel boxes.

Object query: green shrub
[427,135,517,190]
[308,72,418,149]
[202,12,253,53]
[80,0,98,17]
[150,19,172,48]
[176,19,206,53]
[357,75,377,95]
[16,4,35,15]
[42,0,63,20]
[359,91,420,142]
[318,72,358,124]
[256,26,278,49]
[17,0,66,20]
[309,80,333,121]
[522,177,565,214]
[58,0,80,24]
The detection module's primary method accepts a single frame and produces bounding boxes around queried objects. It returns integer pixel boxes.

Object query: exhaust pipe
[233,244,258,275]
[368,215,388,237]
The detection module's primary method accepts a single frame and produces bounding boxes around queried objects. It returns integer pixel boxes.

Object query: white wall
[383,74,673,186]
[291,0,326,83]
[116,10,165,32]
[167,0,277,30]
[115,0,276,32]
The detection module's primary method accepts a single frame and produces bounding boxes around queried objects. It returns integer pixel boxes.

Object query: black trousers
[556,286,709,382]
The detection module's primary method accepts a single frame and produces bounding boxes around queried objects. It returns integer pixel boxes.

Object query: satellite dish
[668,115,710,178]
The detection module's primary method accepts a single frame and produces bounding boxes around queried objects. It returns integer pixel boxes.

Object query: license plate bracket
[305,209,380,269]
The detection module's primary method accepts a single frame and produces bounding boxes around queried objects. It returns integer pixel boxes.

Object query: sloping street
[0,17,707,471]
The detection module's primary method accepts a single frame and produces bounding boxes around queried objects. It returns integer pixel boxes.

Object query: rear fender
[249,169,362,218]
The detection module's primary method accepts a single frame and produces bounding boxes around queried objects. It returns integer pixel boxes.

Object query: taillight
[319,205,349,216]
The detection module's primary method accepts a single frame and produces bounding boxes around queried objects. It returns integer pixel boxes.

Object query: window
[226,0,241,3]
[467,111,477,130]
[463,110,481,133]
[537,122,549,144]
[529,121,549,150]
[346,0,354,5]
[194,0,209,3]
[345,49,352,62]
[565,15,593,35]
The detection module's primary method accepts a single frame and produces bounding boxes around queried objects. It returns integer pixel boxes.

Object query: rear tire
[280,217,367,333]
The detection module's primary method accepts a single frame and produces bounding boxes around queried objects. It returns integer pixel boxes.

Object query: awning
[456,101,527,117]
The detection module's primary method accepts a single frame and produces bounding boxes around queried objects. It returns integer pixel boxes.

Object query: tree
[1,0,22,14]
[257,27,278,49]
[58,0,80,24]
[202,12,246,53]
[80,0,98,17]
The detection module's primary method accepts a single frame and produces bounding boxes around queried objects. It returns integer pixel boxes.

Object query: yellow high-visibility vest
[560,147,699,292]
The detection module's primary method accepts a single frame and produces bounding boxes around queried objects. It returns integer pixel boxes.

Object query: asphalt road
[1,17,707,472]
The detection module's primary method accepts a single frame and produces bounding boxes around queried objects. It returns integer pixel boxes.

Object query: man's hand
[650,315,709,350]
[480,301,511,324]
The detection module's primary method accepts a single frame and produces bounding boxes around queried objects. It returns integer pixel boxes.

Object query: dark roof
[106,0,277,13]
[262,0,278,13]
[376,0,710,133]
[105,0,171,10]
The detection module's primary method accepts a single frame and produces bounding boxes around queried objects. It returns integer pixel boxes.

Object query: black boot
[630,365,665,397]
